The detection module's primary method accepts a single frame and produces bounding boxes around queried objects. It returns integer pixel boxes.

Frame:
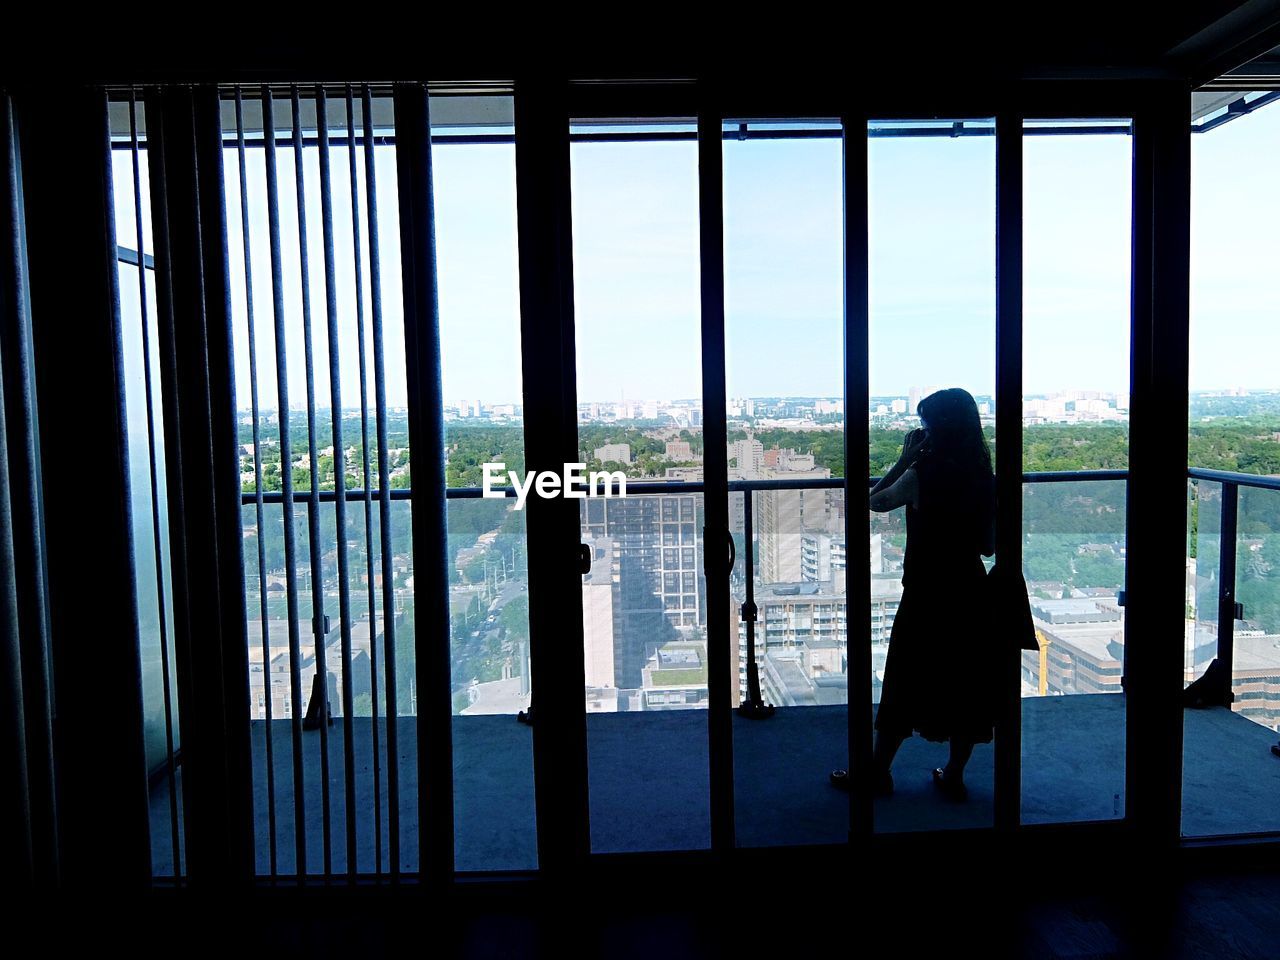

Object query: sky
[112,99,1280,413]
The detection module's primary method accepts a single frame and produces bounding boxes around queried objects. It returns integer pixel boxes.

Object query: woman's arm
[871,428,927,496]
[870,456,910,496]
[869,464,920,513]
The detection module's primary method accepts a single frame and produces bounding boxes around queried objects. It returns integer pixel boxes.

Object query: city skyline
[226,385,1280,419]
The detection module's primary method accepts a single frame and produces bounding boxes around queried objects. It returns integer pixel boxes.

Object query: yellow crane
[1037,628,1051,696]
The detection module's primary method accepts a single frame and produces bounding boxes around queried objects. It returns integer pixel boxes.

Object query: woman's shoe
[932,766,968,802]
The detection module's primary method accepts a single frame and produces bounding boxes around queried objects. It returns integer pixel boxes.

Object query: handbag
[986,561,1040,651]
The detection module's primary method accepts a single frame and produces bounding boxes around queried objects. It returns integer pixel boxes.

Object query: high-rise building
[801,532,848,583]
[734,566,905,705]
[870,574,902,643]
[777,448,816,471]
[582,536,617,690]
[758,467,837,583]
[728,438,764,476]
[581,490,703,690]
[745,580,846,703]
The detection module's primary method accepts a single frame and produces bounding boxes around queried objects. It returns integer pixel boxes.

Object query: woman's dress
[874,453,997,745]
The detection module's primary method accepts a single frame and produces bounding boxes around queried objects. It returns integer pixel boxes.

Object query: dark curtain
[17,85,151,887]
[0,90,58,887]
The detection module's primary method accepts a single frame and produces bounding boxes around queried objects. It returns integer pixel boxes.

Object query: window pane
[571,118,709,852]
[225,91,415,875]
[722,119,849,847]
[1020,120,1131,826]
[111,115,183,879]
[1184,95,1280,839]
[869,118,996,832]
[433,104,538,871]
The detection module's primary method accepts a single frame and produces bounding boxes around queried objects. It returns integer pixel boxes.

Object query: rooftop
[1030,598,1123,624]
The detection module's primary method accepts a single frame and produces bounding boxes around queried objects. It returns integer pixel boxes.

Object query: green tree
[501,595,530,643]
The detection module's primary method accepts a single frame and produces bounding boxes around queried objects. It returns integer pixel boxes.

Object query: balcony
[146,691,1280,875]
[133,468,1280,878]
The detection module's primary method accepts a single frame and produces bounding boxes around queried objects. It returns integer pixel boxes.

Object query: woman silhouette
[831,387,996,801]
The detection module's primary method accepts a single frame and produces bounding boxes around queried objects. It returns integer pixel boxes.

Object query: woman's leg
[873,728,907,775]
[944,736,974,782]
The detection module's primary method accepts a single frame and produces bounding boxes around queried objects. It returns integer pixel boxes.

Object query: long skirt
[874,578,997,745]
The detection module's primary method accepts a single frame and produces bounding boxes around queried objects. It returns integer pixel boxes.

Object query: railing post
[738,489,773,718]
[1216,481,1239,704]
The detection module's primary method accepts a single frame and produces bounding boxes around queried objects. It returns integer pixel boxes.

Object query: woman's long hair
[916,387,993,480]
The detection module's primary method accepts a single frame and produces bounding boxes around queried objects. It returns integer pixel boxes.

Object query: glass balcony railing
[1184,469,1280,838]
[1185,469,1280,725]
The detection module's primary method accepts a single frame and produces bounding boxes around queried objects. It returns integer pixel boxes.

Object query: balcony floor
[147,694,1280,875]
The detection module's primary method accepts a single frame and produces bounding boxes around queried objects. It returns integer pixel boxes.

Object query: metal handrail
[1188,467,1280,491]
[222,461,1278,504]
[241,469,1146,504]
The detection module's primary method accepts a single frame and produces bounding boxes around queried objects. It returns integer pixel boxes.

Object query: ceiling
[8,3,1280,89]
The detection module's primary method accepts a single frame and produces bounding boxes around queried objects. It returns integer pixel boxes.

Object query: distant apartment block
[582,536,618,691]
[593,443,632,464]
[1021,596,1125,696]
[759,641,847,707]
[871,574,902,644]
[801,532,847,583]
[664,440,694,461]
[246,616,384,721]
[641,640,709,710]
[758,472,838,583]
[728,438,764,475]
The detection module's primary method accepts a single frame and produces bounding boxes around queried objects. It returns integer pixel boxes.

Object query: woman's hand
[901,427,928,464]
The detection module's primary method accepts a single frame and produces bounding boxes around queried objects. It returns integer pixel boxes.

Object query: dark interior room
[5,8,1280,956]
